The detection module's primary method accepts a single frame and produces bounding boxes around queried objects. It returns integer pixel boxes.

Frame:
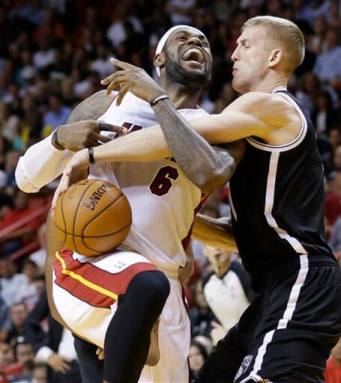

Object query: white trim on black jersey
[239,255,309,383]
[264,151,308,255]
[246,92,308,153]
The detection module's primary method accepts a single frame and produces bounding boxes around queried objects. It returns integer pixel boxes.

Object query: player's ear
[268,48,282,68]
[153,53,166,72]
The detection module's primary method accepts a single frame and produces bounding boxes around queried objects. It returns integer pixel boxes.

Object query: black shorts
[197,256,341,383]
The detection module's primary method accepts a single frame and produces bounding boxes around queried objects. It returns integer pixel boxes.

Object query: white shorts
[52,248,190,383]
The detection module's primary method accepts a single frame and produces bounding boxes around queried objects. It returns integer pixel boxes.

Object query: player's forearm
[192,214,237,251]
[93,126,171,162]
[92,110,255,165]
[15,135,72,193]
[152,99,236,191]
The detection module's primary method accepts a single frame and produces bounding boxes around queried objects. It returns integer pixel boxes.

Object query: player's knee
[129,270,170,309]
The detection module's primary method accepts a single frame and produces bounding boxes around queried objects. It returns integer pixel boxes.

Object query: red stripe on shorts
[53,249,157,308]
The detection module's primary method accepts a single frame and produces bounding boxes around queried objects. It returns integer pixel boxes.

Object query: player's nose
[188,35,203,47]
[231,46,239,62]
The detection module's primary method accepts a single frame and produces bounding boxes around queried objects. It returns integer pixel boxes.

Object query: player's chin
[181,62,210,83]
[231,77,247,94]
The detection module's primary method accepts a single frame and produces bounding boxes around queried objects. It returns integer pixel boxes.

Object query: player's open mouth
[182,47,205,64]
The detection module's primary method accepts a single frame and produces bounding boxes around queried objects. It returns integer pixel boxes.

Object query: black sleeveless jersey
[229,90,334,278]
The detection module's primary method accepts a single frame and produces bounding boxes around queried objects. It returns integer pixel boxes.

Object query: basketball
[53,179,132,257]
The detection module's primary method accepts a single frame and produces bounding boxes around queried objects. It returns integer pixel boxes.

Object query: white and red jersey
[87,92,207,276]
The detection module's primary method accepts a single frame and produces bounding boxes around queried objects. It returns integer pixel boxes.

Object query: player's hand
[100,58,165,105]
[96,347,105,360]
[57,120,126,152]
[47,353,72,373]
[52,149,90,209]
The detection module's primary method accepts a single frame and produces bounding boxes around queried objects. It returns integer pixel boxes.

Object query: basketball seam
[81,221,132,253]
[54,220,132,238]
[81,192,124,236]
[73,181,96,254]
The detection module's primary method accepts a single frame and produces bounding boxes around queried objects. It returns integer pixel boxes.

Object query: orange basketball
[54,179,132,257]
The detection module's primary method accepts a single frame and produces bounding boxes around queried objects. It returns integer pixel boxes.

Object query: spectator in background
[6,302,29,346]
[190,279,216,339]
[32,363,47,383]
[32,37,55,70]
[20,260,43,310]
[90,44,115,78]
[202,246,253,346]
[14,338,35,382]
[189,339,209,382]
[167,0,196,25]
[314,29,341,83]
[312,90,338,135]
[1,338,35,383]
[0,342,15,370]
[42,94,70,134]
[0,259,31,308]
[0,102,20,145]
[25,290,82,383]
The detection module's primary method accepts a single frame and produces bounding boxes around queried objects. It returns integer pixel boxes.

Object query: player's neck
[249,74,288,94]
[161,79,201,109]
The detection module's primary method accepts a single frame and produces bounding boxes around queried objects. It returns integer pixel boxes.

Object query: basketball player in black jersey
[60,15,341,383]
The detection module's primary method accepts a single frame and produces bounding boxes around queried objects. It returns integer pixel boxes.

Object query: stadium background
[0,0,340,381]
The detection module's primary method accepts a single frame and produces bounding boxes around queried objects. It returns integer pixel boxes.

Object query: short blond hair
[243,16,305,73]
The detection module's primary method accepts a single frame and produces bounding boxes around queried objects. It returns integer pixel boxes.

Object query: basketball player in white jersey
[16,26,242,383]
[60,16,341,383]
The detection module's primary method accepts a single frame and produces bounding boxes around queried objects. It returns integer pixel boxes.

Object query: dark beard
[164,56,209,90]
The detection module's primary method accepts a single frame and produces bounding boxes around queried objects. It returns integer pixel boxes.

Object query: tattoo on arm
[152,100,241,192]
[67,90,115,123]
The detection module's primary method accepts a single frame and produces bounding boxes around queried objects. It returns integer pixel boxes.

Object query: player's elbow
[198,160,236,193]
[15,163,40,193]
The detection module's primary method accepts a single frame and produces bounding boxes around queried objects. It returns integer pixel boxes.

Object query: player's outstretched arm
[15,90,119,193]
[54,92,296,198]
[192,214,237,252]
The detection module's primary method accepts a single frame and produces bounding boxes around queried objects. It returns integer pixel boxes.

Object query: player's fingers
[106,80,120,95]
[99,121,126,134]
[101,70,125,87]
[110,57,135,70]
[115,84,129,106]
[92,132,111,143]
[59,361,71,373]
[106,74,129,95]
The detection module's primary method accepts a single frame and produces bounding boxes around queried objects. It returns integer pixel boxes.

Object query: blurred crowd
[0,0,340,382]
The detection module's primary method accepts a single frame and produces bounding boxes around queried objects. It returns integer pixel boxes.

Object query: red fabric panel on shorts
[53,249,157,308]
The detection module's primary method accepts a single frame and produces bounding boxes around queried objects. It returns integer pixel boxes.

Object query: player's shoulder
[223,91,299,126]
[67,90,118,123]
[227,92,291,112]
